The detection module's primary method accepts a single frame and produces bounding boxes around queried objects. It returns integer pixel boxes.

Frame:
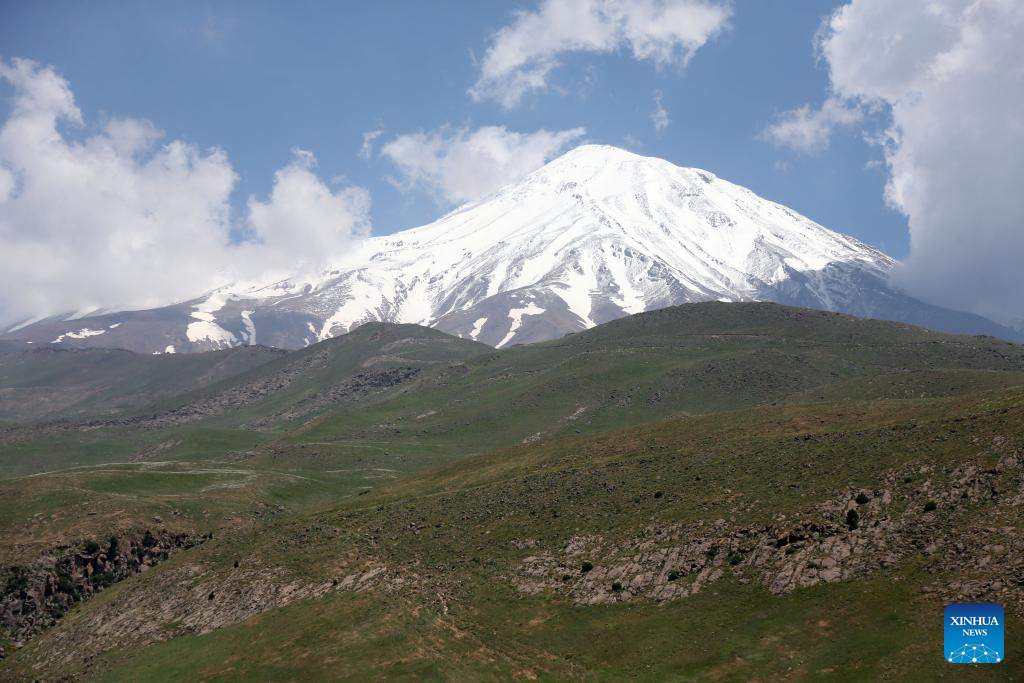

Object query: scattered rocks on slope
[247,366,421,429]
[513,442,1024,612]
[76,349,333,430]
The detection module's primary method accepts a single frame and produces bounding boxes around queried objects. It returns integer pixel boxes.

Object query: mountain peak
[552,143,645,162]
[6,147,1018,353]
[539,142,671,174]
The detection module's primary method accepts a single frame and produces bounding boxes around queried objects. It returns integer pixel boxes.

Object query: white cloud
[359,127,383,160]
[811,0,1024,328]
[0,58,370,326]
[470,0,731,108]
[651,89,670,131]
[245,149,371,271]
[380,125,586,205]
[762,96,862,154]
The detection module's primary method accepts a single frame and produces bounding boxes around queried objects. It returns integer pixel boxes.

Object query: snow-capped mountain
[4,145,1018,352]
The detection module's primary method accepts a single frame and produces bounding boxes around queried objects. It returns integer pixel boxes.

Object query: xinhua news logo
[945,603,1004,664]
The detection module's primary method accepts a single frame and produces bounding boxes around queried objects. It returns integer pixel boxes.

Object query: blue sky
[0,0,906,254]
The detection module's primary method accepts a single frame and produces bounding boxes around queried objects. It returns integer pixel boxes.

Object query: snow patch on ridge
[240,310,256,345]
[51,328,106,343]
[318,275,385,341]
[187,290,237,348]
[497,303,545,348]
[186,320,237,348]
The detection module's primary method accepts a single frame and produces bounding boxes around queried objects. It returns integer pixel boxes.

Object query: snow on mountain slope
[4,145,1018,352]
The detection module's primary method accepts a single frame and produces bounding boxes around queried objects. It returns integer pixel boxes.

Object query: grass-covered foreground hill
[1,303,1023,680]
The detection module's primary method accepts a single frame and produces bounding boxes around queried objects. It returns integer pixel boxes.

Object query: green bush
[4,572,28,594]
[855,492,870,505]
[107,536,120,557]
[611,581,623,592]
[728,552,743,566]
[142,530,157,548]
[84,540,101,555]
[56,573,81,601]
[581,561,593,573]
[924,500,938,512]
[92,572,116,588]
[667,570,680,582]
[845,509,860,531]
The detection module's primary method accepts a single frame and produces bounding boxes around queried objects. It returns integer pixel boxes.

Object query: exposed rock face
[8,550,396,680]
[0,531,204,642]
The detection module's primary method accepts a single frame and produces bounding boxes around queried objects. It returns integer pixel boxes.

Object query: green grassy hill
[0,344,285,422]
[280,302,1024,466]
[4,388,1022,681]
[1,302,1023,680]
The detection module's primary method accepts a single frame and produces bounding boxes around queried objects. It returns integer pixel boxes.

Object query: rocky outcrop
[246,366,421,429]
[89,349,333,429]
[0,530,204,643]
[513,442,1024,612]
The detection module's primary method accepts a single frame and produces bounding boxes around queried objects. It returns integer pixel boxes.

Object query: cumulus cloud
[0,58,370,326]
[380,125,586,205]
[762,96,862,154]
[470,0,731,108]
[809,0,1024,328]
[245,149,371,270]
[650,89,670,131]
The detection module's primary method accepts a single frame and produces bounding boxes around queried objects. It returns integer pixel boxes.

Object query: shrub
[56,573,80,601]
[667,570,680,582]
[855,492,870,505]
[4,572,28,594]
[728,552,743,566]
[84,540,101,555]
[611,581,623,592]
[845,509,860,531]
[924,500,938,513]
[654,491,664,499]
[142,530,157,548]
[92,572,116,588]
[581,561,593,573]
[107,536,120,557]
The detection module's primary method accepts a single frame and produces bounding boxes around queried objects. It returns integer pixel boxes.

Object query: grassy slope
[5,303,1023,479]
[0,325,492,563]
[2,304,1024,679]
[0,345,285,422]
[5,388,1022,681]
[279,303,1024,465]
